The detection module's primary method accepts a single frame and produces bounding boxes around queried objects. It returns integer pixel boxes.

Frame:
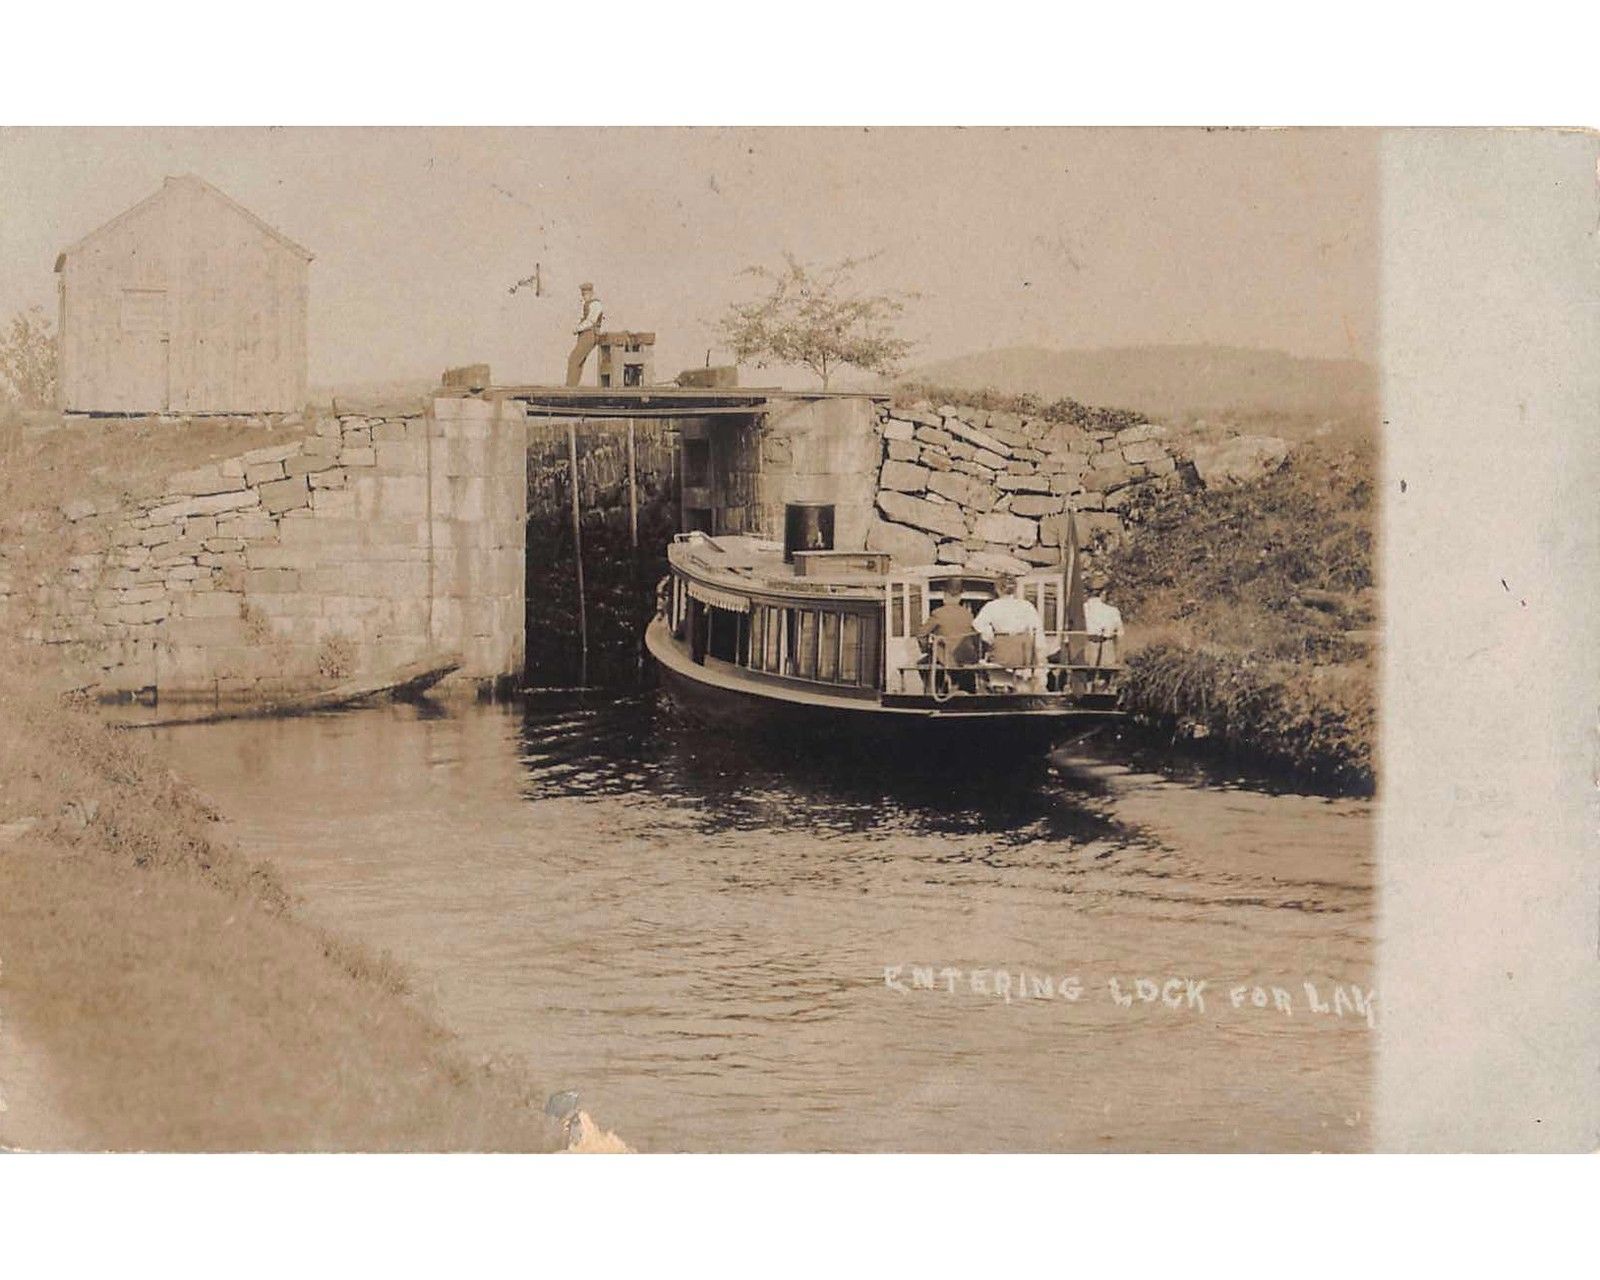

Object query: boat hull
[645,617,1120,748]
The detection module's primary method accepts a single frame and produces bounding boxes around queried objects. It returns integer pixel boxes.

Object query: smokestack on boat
[783,501,835,564]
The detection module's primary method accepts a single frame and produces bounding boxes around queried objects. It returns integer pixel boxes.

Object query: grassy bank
[0,657,559,1150]
[1105,430,1377,793]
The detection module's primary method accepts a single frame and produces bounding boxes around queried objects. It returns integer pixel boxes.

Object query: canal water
[153,695,1374,1152]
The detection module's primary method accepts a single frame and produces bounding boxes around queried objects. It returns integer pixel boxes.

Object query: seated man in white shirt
[972,575,1050,691]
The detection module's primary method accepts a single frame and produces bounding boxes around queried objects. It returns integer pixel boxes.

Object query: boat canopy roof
[665,532,1028,607]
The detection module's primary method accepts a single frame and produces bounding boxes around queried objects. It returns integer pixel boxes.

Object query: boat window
[749,607,766,671]
[818,612,840,682]
[840,613,861,683]
[794,610,819,679]
[706,605,743,664]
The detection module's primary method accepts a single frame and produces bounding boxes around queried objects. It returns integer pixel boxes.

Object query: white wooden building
[54,175,311,414]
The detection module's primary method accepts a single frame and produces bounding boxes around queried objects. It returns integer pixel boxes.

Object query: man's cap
[579,281,594,291]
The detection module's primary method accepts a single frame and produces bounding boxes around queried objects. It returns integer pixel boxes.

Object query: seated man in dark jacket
[915,590,980,669]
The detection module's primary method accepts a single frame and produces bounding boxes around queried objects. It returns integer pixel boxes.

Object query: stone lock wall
[754,395,884,550]
[861,401,1187,573]
[5,396,527,703]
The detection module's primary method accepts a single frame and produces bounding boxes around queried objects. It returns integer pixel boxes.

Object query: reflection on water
[154,693,1374,1152]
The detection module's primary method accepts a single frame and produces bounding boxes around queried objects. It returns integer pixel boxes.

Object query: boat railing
[908,629,1122,700]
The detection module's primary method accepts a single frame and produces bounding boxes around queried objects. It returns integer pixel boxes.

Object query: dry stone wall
[865,401,1189,575]
[2,396,527,703]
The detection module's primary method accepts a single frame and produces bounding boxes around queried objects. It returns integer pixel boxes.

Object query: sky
[0,128,1379,390]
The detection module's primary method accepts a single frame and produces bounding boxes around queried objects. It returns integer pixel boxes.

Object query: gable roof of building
[54,174,314,271]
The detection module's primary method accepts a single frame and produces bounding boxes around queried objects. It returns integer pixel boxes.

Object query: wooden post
[568,420,588,689]
[627,417,642,682]
[626,418,639,552]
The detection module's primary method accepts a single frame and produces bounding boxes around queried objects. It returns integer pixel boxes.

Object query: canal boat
[645,508,1124,743]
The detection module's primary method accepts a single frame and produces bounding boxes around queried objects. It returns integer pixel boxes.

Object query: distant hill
[904,345,1377,423]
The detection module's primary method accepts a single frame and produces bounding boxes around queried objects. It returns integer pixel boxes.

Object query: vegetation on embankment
[1105,430,1377,793]
[0,657,560,1151]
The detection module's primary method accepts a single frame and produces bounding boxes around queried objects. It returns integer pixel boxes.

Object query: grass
[891,380,1147,431]
[1103,427,1378,793]
[0,656,560,1150]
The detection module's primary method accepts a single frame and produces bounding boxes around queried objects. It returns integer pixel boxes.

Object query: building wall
[58,178,309,415]
[2,397,526,702]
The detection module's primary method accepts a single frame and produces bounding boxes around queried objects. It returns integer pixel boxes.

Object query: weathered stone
[972,448,1008,472]
[971,511,1037,547]
[146,489,258,523]
[183,516,218,540]
[879,459,931,493]
[375,440,427,472]
[214,515,275,540]
[950,459,997,483]
[114,600,168,625]
[259,476,310,515]
[165,564,210,582]
[865,516,938,568]
[935,540,966,564]
[61,499,98,522]
[1104,486,1143,511]
[1042,423,1091,452]
[914,424,955,450]
[1117,423,1165,445]
[1191,436,1290,488]
[1121,440,1169,466]
[246,545,316,571]
[150,537,204,561]
[924,491,949,505]
[241,443,299,466]
[885,438,920,463]
[1018,545,1065,566]
[1075,491,1106,511]
[900,405,943,429]
[939,414,1014,459]
[1074,511,1124,545]
[219,457,246,480]
[309,468,348,489]
[876,490,967,540]
[1082,463,1133,493]
[166,465,237,496]
[983,423,1029,451]
[339,446,377,468]
[996,473,1052,494]
[882,417,916,442]
[926,469,998,512]
[246,568,299,593]
[245,461,286,487]
[372,420,410,442]
[1009,494,1066,517]
[285,451,339,476]
[967,550,1031,576]
[1147,454,1178,476]
[920,447,953,472]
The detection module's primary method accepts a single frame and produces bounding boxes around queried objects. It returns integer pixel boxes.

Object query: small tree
[0,306,58,409]
[719,253,914,390]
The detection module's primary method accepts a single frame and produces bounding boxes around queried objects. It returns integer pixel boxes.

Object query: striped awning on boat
[685,580,750,613]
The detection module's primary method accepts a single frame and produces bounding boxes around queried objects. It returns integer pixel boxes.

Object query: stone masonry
[863,401,1188,575]
[3,396,527,703]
